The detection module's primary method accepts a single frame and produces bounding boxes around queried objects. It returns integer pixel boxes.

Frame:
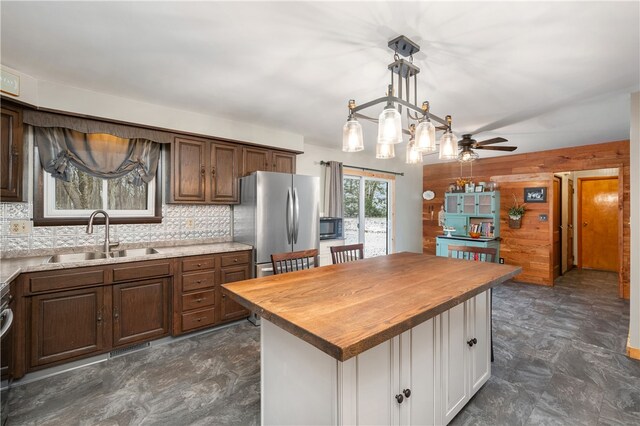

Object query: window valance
[34,126,160,186]
[23,109,175,144]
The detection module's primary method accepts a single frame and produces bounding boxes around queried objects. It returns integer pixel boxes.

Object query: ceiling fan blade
[474,145,517,152]
[474,137,508,146]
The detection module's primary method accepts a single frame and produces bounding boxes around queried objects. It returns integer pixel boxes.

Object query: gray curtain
[34,127,160,186]
[323,161,343,218]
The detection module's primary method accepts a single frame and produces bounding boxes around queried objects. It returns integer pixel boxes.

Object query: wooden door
[272,151,296,174]
[209,143,239,203]
[1,106,23,201]
[242,147,270,176]
[172,137,206,202]
[579,177,618,271]
[567,179,574,270]
[30,287,106,367]
[112,278,170,347]
[220,265,250,322]
[552,177,561,279]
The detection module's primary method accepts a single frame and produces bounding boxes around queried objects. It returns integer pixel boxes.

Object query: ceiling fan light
[342,117,364,152]
[405,138,423,165]
[458,149,479,163]
[414,119,436,153]
[377,106,403,145]
[439,130,458,160]
[376,142,395,159]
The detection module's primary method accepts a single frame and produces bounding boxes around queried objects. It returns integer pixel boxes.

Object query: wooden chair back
[448,245,498,263]
[271,249,319,275]
[330,243,364,264]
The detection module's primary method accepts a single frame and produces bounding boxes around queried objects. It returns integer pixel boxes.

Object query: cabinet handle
[196,298,203,303]
[233,258,238,263]
[196,317,203,322]
[196,280,202,284]
[472,338,477,345]
[197,263,202,267]
[403,389,411,398]
[200,165,205,176]
[467,339,475,347]
[395,394,404,404]
[97,309,102,323]
[211,167,216,178]
[113,307,119,320]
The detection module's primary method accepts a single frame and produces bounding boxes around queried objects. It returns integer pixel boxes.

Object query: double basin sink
[47,248,159,264]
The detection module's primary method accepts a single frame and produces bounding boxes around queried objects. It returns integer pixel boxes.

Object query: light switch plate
[539,214,548,222]
[184,218,195,229]
[9,220,30,235]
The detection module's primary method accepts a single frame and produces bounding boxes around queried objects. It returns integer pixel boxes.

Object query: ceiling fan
[457,134,517,162]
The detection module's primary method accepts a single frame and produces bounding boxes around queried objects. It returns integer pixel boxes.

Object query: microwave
[320,217,343,240]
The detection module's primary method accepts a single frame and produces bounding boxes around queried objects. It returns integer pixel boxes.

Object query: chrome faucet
[86,210,119,253]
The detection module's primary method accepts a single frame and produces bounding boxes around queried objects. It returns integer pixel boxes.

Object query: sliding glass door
[343,174,392,258]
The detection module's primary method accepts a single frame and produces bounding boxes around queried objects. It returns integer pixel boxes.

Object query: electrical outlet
[499,257,505,264]
[184,218,195,229]
[9,220,30,235]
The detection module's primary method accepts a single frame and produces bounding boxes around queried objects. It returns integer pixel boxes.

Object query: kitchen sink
[47,248,159,263]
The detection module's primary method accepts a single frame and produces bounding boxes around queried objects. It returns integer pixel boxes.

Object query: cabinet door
[444,194,459,213]
[272,151,296,174]
[172,138,206,202]
[220,265,250,322]
[444,216,467,236]
[1,106,23,201]
[477,193,493,215]
[461,194,476,214]
[242,147,270,176]
[404,318,437,426]
[30,287,105,367]
[210,143,239,203]
[440,302,469,424]
[112,278,170,347]
[468,291,491,393]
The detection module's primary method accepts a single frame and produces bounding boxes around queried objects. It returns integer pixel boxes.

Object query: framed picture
[465,183,475,193]
[524,187,547,203]
[474,185,484,193]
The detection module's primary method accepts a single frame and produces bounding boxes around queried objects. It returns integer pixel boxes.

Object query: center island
[222,252,521,425]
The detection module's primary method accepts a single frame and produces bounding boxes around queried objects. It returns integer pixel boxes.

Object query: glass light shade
[458,149,479,163]
[377,107,403,145]
[342,118,364,152]
[415,120,436,153]
[406,139,423,165]
[376,142,395,159]
[439,130,458,160]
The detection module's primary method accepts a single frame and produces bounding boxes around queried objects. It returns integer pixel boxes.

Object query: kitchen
[1,1,640,425]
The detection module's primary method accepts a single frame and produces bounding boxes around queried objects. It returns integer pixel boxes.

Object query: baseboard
[627,336,640,360]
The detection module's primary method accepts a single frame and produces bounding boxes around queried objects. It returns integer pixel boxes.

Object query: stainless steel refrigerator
[234,171,320,278]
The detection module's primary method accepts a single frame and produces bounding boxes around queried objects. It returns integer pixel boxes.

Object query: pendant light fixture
[342,35,456,163]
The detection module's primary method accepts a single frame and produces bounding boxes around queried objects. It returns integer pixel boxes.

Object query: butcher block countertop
[222,252,521,361]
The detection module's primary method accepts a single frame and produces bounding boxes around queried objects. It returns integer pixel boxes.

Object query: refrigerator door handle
[293,187,300,243]
[286,188,293,244]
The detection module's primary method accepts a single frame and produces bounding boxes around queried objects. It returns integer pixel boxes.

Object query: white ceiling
[1,1,639,164]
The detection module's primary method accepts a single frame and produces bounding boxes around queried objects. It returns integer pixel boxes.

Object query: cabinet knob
[200,165,205,176]
[233,258,238,262]
[403,389,411,398]
[113,308,119,320]
[197,263,202,267]
[395,394,404,404]
[97,309,102,323]
[196,280,202,284]
[196,298,203,303]
[467,339,475,347]
[472,338,478,345]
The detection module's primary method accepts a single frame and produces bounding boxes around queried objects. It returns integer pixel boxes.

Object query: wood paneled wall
[422,140,630,298]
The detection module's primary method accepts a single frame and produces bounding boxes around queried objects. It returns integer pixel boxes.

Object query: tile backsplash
[0,202,232,256]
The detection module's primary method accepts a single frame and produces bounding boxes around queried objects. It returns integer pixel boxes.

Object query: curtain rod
[320,161,404,177]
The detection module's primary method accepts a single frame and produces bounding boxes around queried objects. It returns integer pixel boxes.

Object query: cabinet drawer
[29,269,106,293]
[112,260,172,282]
[182,289,216,311]
[182,271,215,292]
[182,256,215,272]
[181,307,216,331]
[220,251,250,267]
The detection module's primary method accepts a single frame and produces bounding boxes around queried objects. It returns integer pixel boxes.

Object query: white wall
[296,143,423,253]
[630,91,639,349]
[1,65,303,152]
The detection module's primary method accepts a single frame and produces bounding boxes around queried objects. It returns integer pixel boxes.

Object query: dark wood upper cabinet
[171,137,207,202]
[169,137,240,204]
[210,143,239,202]
[1,105,23,201]
[241,147,297,176]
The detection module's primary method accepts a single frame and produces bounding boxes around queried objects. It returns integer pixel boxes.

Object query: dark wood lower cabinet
[112,278,170,347]
[30,287,106,368]
[220,265,251,322]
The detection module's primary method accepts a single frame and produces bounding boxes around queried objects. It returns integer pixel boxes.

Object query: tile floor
[7,269,640,425]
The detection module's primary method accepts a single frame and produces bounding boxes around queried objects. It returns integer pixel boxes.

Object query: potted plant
[508,194,526,229]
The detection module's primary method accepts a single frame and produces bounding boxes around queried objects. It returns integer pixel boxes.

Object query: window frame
[33,149,162,226]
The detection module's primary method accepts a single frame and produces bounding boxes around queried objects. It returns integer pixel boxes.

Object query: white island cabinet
[222,253,520,426]
[262,290,490,425]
